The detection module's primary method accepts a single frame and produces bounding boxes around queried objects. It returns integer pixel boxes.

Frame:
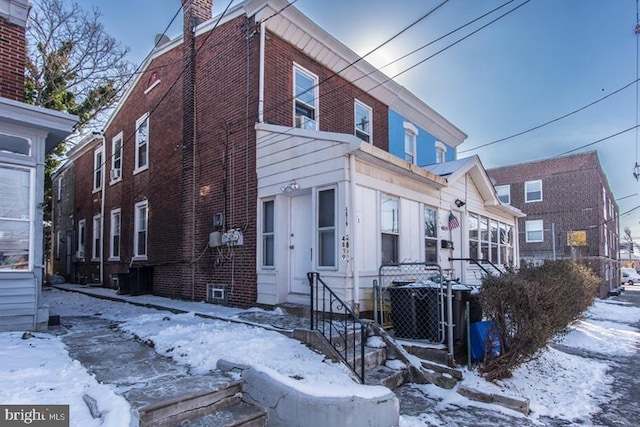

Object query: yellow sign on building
[567,230,587,246]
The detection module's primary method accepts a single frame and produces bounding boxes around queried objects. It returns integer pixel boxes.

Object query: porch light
[281,180,300,193]
[454,199,466,208]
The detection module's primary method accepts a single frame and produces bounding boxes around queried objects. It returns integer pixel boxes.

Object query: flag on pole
[448,212,460,230]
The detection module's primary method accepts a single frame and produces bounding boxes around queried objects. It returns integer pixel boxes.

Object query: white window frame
[354,99,372,143]
[317,187,337,269]
[496,184,511,204]
[261,199,275,268]
[0,164,34,272]
[109,208,121,260]
[293,64,318,130]
[92,214,101,261]
[134,113,149,174]
[381,194,399,265]
[57,176,62,201]
[525,219,544,243]
[133,200,148,259]
[435,140,447,164]
[111,132,123,183]
[403,122,418,165]
[525,180,542,203]
[93,146,104,193]
[55,230,61,260]
[424,206,438,263]
[77,219,86,260]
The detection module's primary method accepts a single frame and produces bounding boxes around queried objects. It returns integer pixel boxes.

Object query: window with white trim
[404,130,416,164]
[381,194,399,264]
[92,214,101,260]
[55,231,61,260]
[0,164,33,271]
[354,100,372,143]
[318,188,336,268]
[110,208,121,260]
[57,176,62,201]
[424,206,437,263]
[111,132,122,182]
[294,65,318,130]
[496,185,510,204]
[135,114,149,173]
[435,141,447,164]
[93,146,104,192]
[525,219,544,242]
[525,180,542,203]
[468,213,479,259]
[262,200,274,267]
[134,200,148,258]
[77,219,86,260]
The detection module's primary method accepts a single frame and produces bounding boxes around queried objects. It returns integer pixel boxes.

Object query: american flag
[448,212,460,230]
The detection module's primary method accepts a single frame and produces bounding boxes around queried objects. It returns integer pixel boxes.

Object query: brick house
[0,0,76,331]
[487,151,619,297]
[52,0,522,309]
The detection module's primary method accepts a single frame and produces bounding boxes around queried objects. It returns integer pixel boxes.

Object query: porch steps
[125,377,267,427]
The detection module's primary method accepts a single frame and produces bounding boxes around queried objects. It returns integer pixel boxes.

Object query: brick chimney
[0,0,29,102]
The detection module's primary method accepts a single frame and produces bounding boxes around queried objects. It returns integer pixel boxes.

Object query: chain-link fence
[374,262,448,344]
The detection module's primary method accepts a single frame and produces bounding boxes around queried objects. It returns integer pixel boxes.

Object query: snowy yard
[0,287,638,426]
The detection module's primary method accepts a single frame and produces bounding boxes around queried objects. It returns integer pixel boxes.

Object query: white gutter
[349,154,359,310]
[258,20,265,123]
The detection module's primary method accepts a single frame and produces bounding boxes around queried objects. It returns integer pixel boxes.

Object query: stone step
[365,365,408,391]
[179,401,268,427]
[125,375,247,426]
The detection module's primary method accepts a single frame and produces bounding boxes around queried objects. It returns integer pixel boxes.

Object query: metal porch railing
[307,272,366,384]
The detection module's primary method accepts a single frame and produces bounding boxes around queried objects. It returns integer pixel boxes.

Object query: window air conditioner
[110,168,121,180]
[295,115,316,130]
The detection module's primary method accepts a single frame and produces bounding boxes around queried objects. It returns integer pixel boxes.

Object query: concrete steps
[58,316,266,427]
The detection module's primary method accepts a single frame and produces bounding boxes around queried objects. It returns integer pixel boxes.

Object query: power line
[460,78,640,154]
[556,125,640,157]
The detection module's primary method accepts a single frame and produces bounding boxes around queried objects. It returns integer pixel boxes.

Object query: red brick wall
[0,17,26,101]
[263,32,389,151]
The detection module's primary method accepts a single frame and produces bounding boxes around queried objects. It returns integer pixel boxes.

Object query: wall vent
[207,284,227,305]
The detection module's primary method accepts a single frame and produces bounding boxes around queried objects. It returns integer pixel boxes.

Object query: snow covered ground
[0,286,638,426]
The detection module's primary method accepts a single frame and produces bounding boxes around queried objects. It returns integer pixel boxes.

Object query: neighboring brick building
[53,0,521,309]
[487,151,619,297]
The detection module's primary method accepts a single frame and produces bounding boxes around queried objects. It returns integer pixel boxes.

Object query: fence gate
[375,262,450,344]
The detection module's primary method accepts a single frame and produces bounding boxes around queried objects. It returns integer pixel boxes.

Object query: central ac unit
[295,115,317,130]
[110,168,121,180]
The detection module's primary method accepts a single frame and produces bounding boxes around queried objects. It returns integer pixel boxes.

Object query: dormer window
[435,141,447,164]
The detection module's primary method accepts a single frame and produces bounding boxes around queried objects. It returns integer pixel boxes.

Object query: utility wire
[460,78,640,154]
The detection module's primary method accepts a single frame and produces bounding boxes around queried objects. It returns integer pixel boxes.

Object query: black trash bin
[448,285,482,346]
[117,272,131,295]
[388,283,440,341]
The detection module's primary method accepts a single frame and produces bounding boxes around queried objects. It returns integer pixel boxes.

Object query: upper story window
[354,100,372,143]
[57,176,62,201]
[294,65,318,130]
[403,122,418,165]
[93,146,104,192]
[525,180,542,203]
[135,113,149,173]
[0,133,30,157]
[496,185,510,204]
[435,141,447,164]
[111,132,123,182]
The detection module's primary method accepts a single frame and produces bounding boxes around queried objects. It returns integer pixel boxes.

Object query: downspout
[258,21,265,123]
[98,132,106,286]
[349,154,359,311]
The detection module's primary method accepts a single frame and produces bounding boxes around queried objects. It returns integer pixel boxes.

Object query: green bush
[478,260,599,381]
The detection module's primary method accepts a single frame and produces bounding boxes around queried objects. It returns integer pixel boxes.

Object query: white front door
[290,193,312,294]
[450,211,464,282]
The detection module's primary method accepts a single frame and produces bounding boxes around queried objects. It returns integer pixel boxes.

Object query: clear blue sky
[85,0,640,239]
